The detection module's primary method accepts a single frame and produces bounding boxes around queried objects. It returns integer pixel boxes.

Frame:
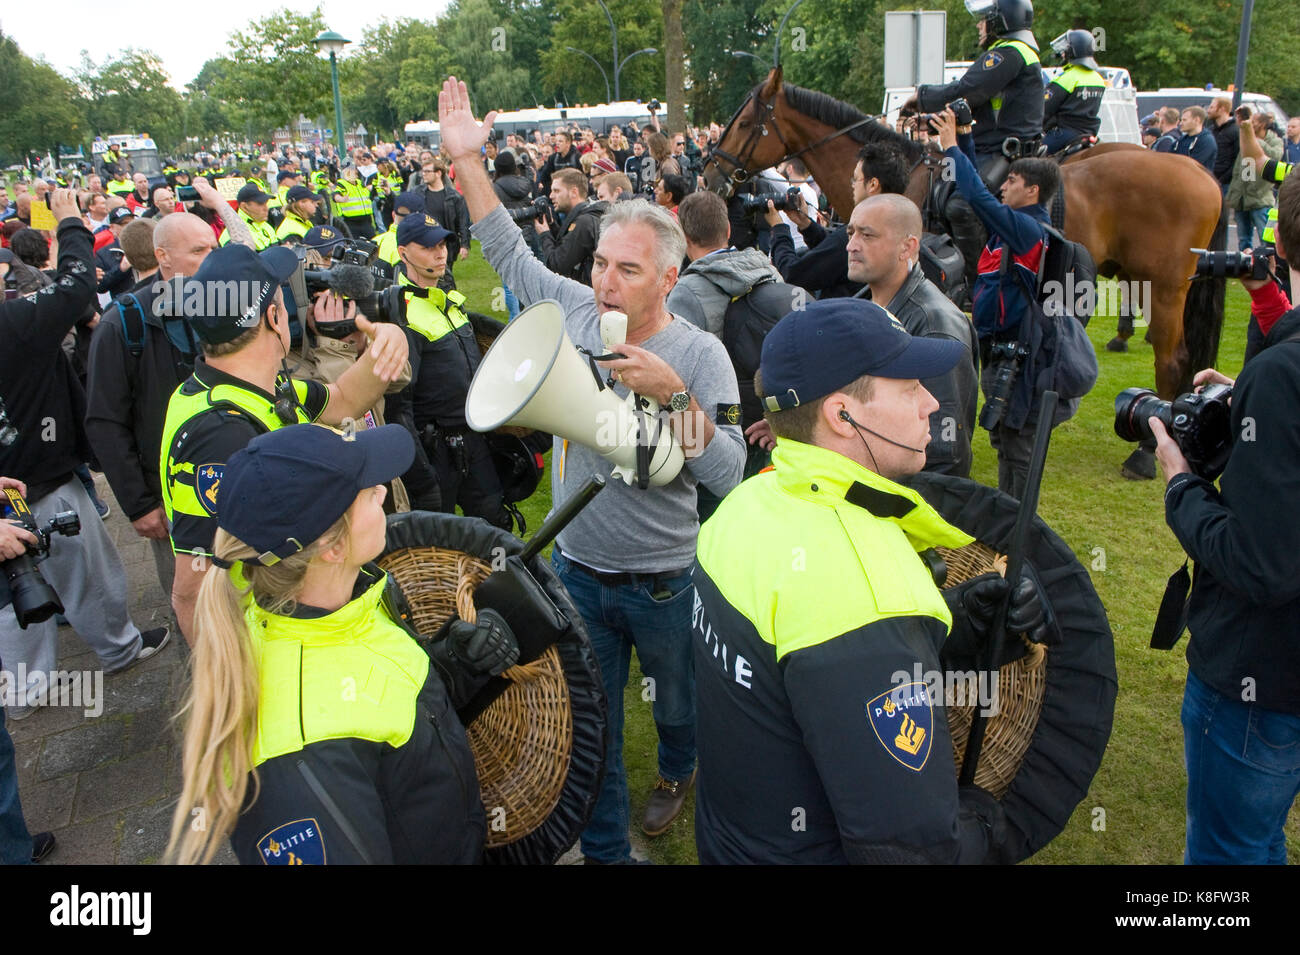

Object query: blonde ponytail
[166,514,350,864]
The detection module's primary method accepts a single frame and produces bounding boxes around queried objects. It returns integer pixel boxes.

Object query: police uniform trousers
[0,478,146,708]
[426,427,510,530]
[341,216,376,241]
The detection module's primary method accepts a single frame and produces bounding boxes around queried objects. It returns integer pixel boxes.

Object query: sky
[3,2,452,91]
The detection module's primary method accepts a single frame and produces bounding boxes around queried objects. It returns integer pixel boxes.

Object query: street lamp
[565,46,612,103]
[312,29,351,154]
[616,47,657,100]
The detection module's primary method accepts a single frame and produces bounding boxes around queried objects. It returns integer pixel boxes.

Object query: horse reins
[705,87,884,197]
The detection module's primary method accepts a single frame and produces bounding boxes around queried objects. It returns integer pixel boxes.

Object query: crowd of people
[2,0,1298,868]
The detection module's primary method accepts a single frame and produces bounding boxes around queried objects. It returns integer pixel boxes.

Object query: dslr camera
[508,195,554,228]
[741,186,806,215]
[2,487,80,629]
[1192,245,1274,282]
[1114,384,1234,481]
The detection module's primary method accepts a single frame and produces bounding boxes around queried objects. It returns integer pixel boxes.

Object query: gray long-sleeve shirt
[472,205,746,572]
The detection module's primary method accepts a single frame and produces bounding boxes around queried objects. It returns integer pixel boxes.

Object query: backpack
[1037,224,1098,326]
[722,277,805,428]
[918,232,968,308]
[114,290,200,376]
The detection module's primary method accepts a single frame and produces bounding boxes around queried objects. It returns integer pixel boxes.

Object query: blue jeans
[1182,670,1300,864]
[503,284,520,320]
[1234,207,1271,251]
[552,548,697,863]
[0,705,33,865]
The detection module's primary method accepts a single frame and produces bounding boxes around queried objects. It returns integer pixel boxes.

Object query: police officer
[166,424,518,865]
[1042,30,1106,155]
[268,169,300,228]
[692,299,1047,864]
[275,185,319,245]
[907,0,1043,186]
[375,191,423,281]
[332,164,376,239]
[392,213,510,530]
[219,183,279,250]
[159,244,409,644]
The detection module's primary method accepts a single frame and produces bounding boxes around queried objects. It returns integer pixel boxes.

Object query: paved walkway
[8,475,235,865]
[8,475,604,865]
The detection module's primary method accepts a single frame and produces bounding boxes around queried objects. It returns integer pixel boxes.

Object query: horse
[704,67,1227,478]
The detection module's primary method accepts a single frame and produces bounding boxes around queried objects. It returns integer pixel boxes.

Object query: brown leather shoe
[641,770,696,837]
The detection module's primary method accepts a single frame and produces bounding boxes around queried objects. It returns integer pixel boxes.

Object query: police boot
[642,769,696,837]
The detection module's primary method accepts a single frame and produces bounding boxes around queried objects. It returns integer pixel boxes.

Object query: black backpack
[1037,224,1097,325]
[918,232,968,308]
[722,277,805,428]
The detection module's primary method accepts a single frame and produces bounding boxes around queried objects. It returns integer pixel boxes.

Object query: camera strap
[1151,559,1191,650]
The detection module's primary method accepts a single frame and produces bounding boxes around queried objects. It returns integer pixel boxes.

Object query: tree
[683,0,773,123]
[661,0,685,131]
[0,31,85,163]
[213,8,332,141]
[440,0,537,114]
[540,0,663,107]
[77,49,185,148]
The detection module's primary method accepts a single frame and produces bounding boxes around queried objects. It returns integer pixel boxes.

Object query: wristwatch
[668,389,691,412]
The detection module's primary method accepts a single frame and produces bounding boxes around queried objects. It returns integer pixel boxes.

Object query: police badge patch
[258,818,326,865]
[982,51,1004,70]
[194,463,224,516]
[865,682,934,772]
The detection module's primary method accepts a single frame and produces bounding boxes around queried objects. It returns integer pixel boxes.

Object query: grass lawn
[454,243,1298,864]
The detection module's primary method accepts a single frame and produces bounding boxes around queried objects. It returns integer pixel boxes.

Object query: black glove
[957,784,1011,864]
[426,608,519,708]
[942,568,1052,670]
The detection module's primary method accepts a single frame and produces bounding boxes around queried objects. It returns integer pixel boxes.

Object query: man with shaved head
[846,193,979,476]
[85,207,252,600]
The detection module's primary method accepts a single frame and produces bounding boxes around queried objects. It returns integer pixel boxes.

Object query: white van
[1135,88,1288,125]
[883,63,1141,145]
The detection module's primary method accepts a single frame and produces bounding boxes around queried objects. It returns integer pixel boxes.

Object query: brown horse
[704,68,1227,474]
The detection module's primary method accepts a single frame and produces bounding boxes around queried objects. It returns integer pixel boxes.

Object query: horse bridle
[705,86,884,199]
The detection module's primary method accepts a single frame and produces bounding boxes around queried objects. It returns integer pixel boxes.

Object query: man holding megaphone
[440,76,747,863]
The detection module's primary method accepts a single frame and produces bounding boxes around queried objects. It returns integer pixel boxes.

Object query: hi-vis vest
[246,569,428,767]
[160,376,314,526]
[220,209,279,250]
[1053,63,1105,95]
[334,179,372,218]
[1263,159,1293,244]
[107,177,134,197]
[376,223,400,266]
[399,272,470,343]
[989,39,1040,114]
[276,210,313,243]
[697,439,969,659]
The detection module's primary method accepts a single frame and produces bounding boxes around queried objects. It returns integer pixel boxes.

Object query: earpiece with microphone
[838,408,926,454]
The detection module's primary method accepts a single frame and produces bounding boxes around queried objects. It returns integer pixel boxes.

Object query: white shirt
[759,169,808,252]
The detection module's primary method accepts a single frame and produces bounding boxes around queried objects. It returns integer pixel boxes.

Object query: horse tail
[1182,199,1228,383]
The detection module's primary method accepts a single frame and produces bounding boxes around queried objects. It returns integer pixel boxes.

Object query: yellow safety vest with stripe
[334,178,372,219]
[399,272,470,343]
[246,568,428,768]
[276,210,314,243]
[1052,63,1105,94]
[989,39,1040,113]
[697,439,969,659]
[312,171,332,191]
[107,177,134,197]
[376,223,400,266]
[159,377,315,529]
[1262,159,1293,244]
[220,209,279,250]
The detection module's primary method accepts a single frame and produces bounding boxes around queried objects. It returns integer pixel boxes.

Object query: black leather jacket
[871,264,980,477]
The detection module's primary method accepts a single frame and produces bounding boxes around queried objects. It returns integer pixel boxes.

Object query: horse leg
[1107,279,1135,351]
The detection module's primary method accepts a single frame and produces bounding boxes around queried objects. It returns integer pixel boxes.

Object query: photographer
[1152,171,1300,865]
[1,190,169,718]
[536,168,608,286]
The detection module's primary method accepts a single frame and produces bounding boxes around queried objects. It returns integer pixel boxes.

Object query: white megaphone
[465,300,685,487]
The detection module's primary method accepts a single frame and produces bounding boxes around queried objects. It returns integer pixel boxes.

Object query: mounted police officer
[906,0,1044,188]
[1042,30,1106,156]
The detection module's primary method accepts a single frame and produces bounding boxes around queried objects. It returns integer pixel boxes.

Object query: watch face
[670,391,691,412]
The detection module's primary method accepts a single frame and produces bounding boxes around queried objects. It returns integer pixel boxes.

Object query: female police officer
[166,423,518,864]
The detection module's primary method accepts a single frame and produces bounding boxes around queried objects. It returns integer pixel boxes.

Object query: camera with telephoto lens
[508,195,554,227]
[741,186,805,214]
[648,99,661,112]
[978,340,1030,431]
[1192,245,1274,281]
[2,488,80,629]
[1114,384,1234,481]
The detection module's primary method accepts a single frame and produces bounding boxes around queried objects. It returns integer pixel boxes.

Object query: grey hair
[599,200,687,278]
